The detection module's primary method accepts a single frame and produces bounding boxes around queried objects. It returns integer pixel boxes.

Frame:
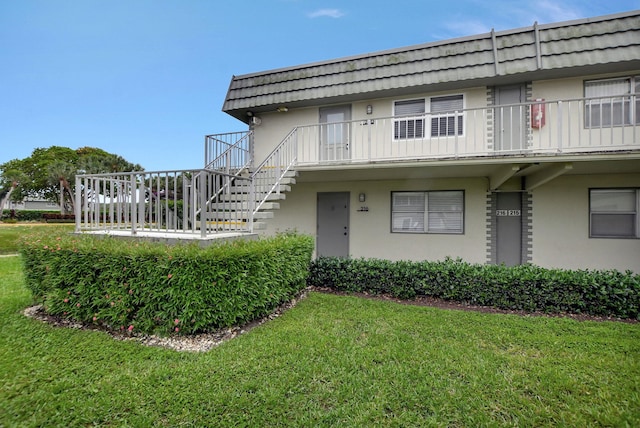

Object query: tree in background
[76,147,143,174]
[0,146,143,214]
[47,159,79,214]
[0,167,27,211]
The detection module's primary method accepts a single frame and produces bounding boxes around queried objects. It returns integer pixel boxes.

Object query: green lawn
[1,255,639,427]
[0,223,74,254]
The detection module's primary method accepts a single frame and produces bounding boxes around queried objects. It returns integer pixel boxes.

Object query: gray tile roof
[223,11,640,122]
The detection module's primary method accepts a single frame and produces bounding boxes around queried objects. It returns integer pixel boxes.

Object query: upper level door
[319,105,351,162]
[495,85,526,151]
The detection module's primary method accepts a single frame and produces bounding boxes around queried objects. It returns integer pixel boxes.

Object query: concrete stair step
[210,201,280,211]
[206,220,266,231]
[244,169,298,178]
[230,184,292,193]
[209,211,274,220]
[217,193,286,203]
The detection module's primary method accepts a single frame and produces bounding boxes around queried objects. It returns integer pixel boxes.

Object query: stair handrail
[204,131,253,173]
[201,131,254,228]
[191,168,252,233]
[250,128,298,215]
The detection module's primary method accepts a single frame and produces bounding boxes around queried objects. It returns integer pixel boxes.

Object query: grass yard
[0,223,74,254]
[1,256,639,427]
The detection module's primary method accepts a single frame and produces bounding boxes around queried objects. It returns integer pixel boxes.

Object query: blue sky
[1,0,638,171]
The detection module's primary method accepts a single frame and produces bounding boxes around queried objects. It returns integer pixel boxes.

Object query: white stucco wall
[251,107,318,162]
[531,173,640,272]
[250,87,489,164]
[261,171,640,272]
[531,73,640,150]
[532,71,640,101]
[264,176,489,264]
[246,72,640,272]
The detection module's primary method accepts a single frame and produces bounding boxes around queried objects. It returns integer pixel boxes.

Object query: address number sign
[496,209,521,217]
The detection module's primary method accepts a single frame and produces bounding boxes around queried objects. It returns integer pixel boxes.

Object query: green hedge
[41,213,75,222]
[1,210,60,222]
[307,257,640,319]
[20,231,314,335]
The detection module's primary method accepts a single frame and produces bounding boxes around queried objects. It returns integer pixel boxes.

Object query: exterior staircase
[209,168,298,231]
[204,129,299,233]
[74,130,299,238]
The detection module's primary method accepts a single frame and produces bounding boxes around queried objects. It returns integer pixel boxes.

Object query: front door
[495,85,526,151]
[319,105,351,162]
[317,192,350,257]
[495,192,522,266]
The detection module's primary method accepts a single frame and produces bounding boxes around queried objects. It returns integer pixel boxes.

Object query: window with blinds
[427,191,464,233]
[391,190,464,233]
[590,189,639,238]
[394,99,425,139]
[430,95,464,137]
[585,77,638,128]
[394,95,464,139]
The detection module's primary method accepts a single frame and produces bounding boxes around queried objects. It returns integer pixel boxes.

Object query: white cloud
[491,0,582,27]
[443,20,492,37]
[307,9,345,19]
[530,0,582,23]
[440,0,584,39]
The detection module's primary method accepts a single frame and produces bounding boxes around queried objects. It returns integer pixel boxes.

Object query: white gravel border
[23,290,309,352]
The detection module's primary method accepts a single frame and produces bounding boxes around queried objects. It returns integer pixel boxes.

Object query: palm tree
[0,169,26,211]
[47,160,77,214]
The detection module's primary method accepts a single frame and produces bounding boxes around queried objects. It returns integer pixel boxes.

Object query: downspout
[491,28,501,76]
[533,21,542,70]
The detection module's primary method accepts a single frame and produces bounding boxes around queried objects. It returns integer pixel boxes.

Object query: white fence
[75,169,254,237]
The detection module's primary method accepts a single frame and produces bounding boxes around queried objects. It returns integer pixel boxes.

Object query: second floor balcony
[215,96,639,170]
[77,96,640,239]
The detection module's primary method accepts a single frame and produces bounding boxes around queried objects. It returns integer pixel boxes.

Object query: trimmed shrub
[41,213,75,222]
[2,210,60,222]
[20,231,314,335]
[308,257,640,319]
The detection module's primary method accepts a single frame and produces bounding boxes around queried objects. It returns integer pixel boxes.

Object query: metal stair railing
[204,131,253,173]
[250,128,298,218]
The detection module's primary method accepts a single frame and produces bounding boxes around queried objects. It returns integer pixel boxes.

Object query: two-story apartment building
[76,11,640,272]
[220,11,640,272]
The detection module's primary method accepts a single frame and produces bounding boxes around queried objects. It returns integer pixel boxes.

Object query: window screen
[590,189,638,238]
[427,191,464,233]
[585,78,632,127]
[392,191,464,233]
[430,95,464,137]
[392,192,425,232]
[394,99,425,139]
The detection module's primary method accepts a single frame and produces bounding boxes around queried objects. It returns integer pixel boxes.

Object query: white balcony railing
[280,97,639,166]
[75,169,254,237]
[76,96,639,238]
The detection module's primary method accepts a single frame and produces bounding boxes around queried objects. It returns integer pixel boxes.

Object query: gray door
[496,192,522,266]
[495,85,526,151]
[317,192,350,257]
[319,105,351,162]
